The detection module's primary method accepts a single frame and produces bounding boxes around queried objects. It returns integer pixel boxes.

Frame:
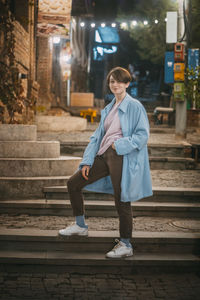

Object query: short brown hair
[107,67,132,84]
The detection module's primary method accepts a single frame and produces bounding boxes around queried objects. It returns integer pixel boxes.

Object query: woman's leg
[67,155,109,217]
[104,147,133,239]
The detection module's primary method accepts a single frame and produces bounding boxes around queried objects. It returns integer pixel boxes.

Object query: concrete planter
[0,124,37,141]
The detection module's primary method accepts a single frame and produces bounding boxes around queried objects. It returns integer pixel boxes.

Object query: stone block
[0,176,68,199]
[0,141,60,158]
[0,156,81,177]
[36,116,87,132]
[0,125,37,141]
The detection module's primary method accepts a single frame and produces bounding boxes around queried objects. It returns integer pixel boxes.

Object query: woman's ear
[126,82,130,89]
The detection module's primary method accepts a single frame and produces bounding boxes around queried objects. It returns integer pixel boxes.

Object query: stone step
[0,199,200,218]
[36,115,87,132]
[0,228,199,254]
[44,186,200,203]
[0,156,81,177]
[0,124,37,141]
[0,250,199,273]
[149,157,195,170]
[60,143,195,169]
[60,141,192,159]
[149,143,192,158]
[0,141,60,158]
[0,176,70,200]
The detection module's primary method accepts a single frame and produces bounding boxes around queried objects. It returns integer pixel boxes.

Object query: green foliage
[0,0,26,123]
[185,66,200,109]
[117,0,177,65]
[190,0,200,48]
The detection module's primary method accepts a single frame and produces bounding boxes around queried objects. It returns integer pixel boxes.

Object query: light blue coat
[79,93,153,202]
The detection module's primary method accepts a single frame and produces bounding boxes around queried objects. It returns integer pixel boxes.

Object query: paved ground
[0,214,200,234]
[0,271,200,300]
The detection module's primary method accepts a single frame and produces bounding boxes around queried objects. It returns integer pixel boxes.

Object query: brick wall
[36,36,53,109]
[13,20,30,95]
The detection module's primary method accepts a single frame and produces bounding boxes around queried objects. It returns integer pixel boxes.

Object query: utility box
[174,82,185,101]
[164,52,174,84]
[166,12,177,43]
[174,43,185,61]
[174,63,185,81]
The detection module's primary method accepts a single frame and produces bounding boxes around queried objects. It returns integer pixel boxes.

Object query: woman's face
[109,75,129,97]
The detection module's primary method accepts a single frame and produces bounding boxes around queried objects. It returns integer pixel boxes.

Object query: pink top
[97,101,123,155]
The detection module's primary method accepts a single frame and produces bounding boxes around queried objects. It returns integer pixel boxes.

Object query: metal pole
[175,0,189,140]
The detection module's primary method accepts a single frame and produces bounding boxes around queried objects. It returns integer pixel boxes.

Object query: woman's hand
[112,143,116,150]
[81,165,90,180]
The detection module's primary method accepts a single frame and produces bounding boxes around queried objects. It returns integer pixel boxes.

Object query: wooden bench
[154,96,175,125]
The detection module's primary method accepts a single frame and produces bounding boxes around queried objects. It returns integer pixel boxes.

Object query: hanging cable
[179,0,188,42]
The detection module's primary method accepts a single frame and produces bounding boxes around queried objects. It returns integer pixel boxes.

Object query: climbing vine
[185,66,200,109]
[0,0,26,123]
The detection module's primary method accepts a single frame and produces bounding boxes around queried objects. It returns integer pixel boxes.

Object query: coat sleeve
[114,104,149,155]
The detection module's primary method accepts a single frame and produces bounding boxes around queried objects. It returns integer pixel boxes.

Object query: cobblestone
[0,214,199,233]
[1,271,199,300]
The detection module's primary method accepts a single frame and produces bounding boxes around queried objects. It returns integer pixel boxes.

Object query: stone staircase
[0,228,199,274]
[0,125,81,199]
[0,183,200,273]
[0,125,199,275]
[1,184,200,217]
[60,141,196,170]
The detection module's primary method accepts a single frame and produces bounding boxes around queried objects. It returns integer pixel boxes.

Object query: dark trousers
[67,146,133,239]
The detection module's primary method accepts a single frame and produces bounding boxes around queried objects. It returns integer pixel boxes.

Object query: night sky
[72,0,140,19]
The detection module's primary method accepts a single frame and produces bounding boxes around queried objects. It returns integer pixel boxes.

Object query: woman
[59,67,153,258]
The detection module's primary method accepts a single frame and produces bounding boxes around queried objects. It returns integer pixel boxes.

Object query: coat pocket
[128,151,139,170]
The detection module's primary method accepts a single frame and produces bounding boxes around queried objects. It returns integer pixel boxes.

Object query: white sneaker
[58,223,88,236]
[106,239,133,258]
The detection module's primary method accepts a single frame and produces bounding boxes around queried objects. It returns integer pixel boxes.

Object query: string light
[78,18,169,28]
[131,21,137,26]
[121,22,128,29]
